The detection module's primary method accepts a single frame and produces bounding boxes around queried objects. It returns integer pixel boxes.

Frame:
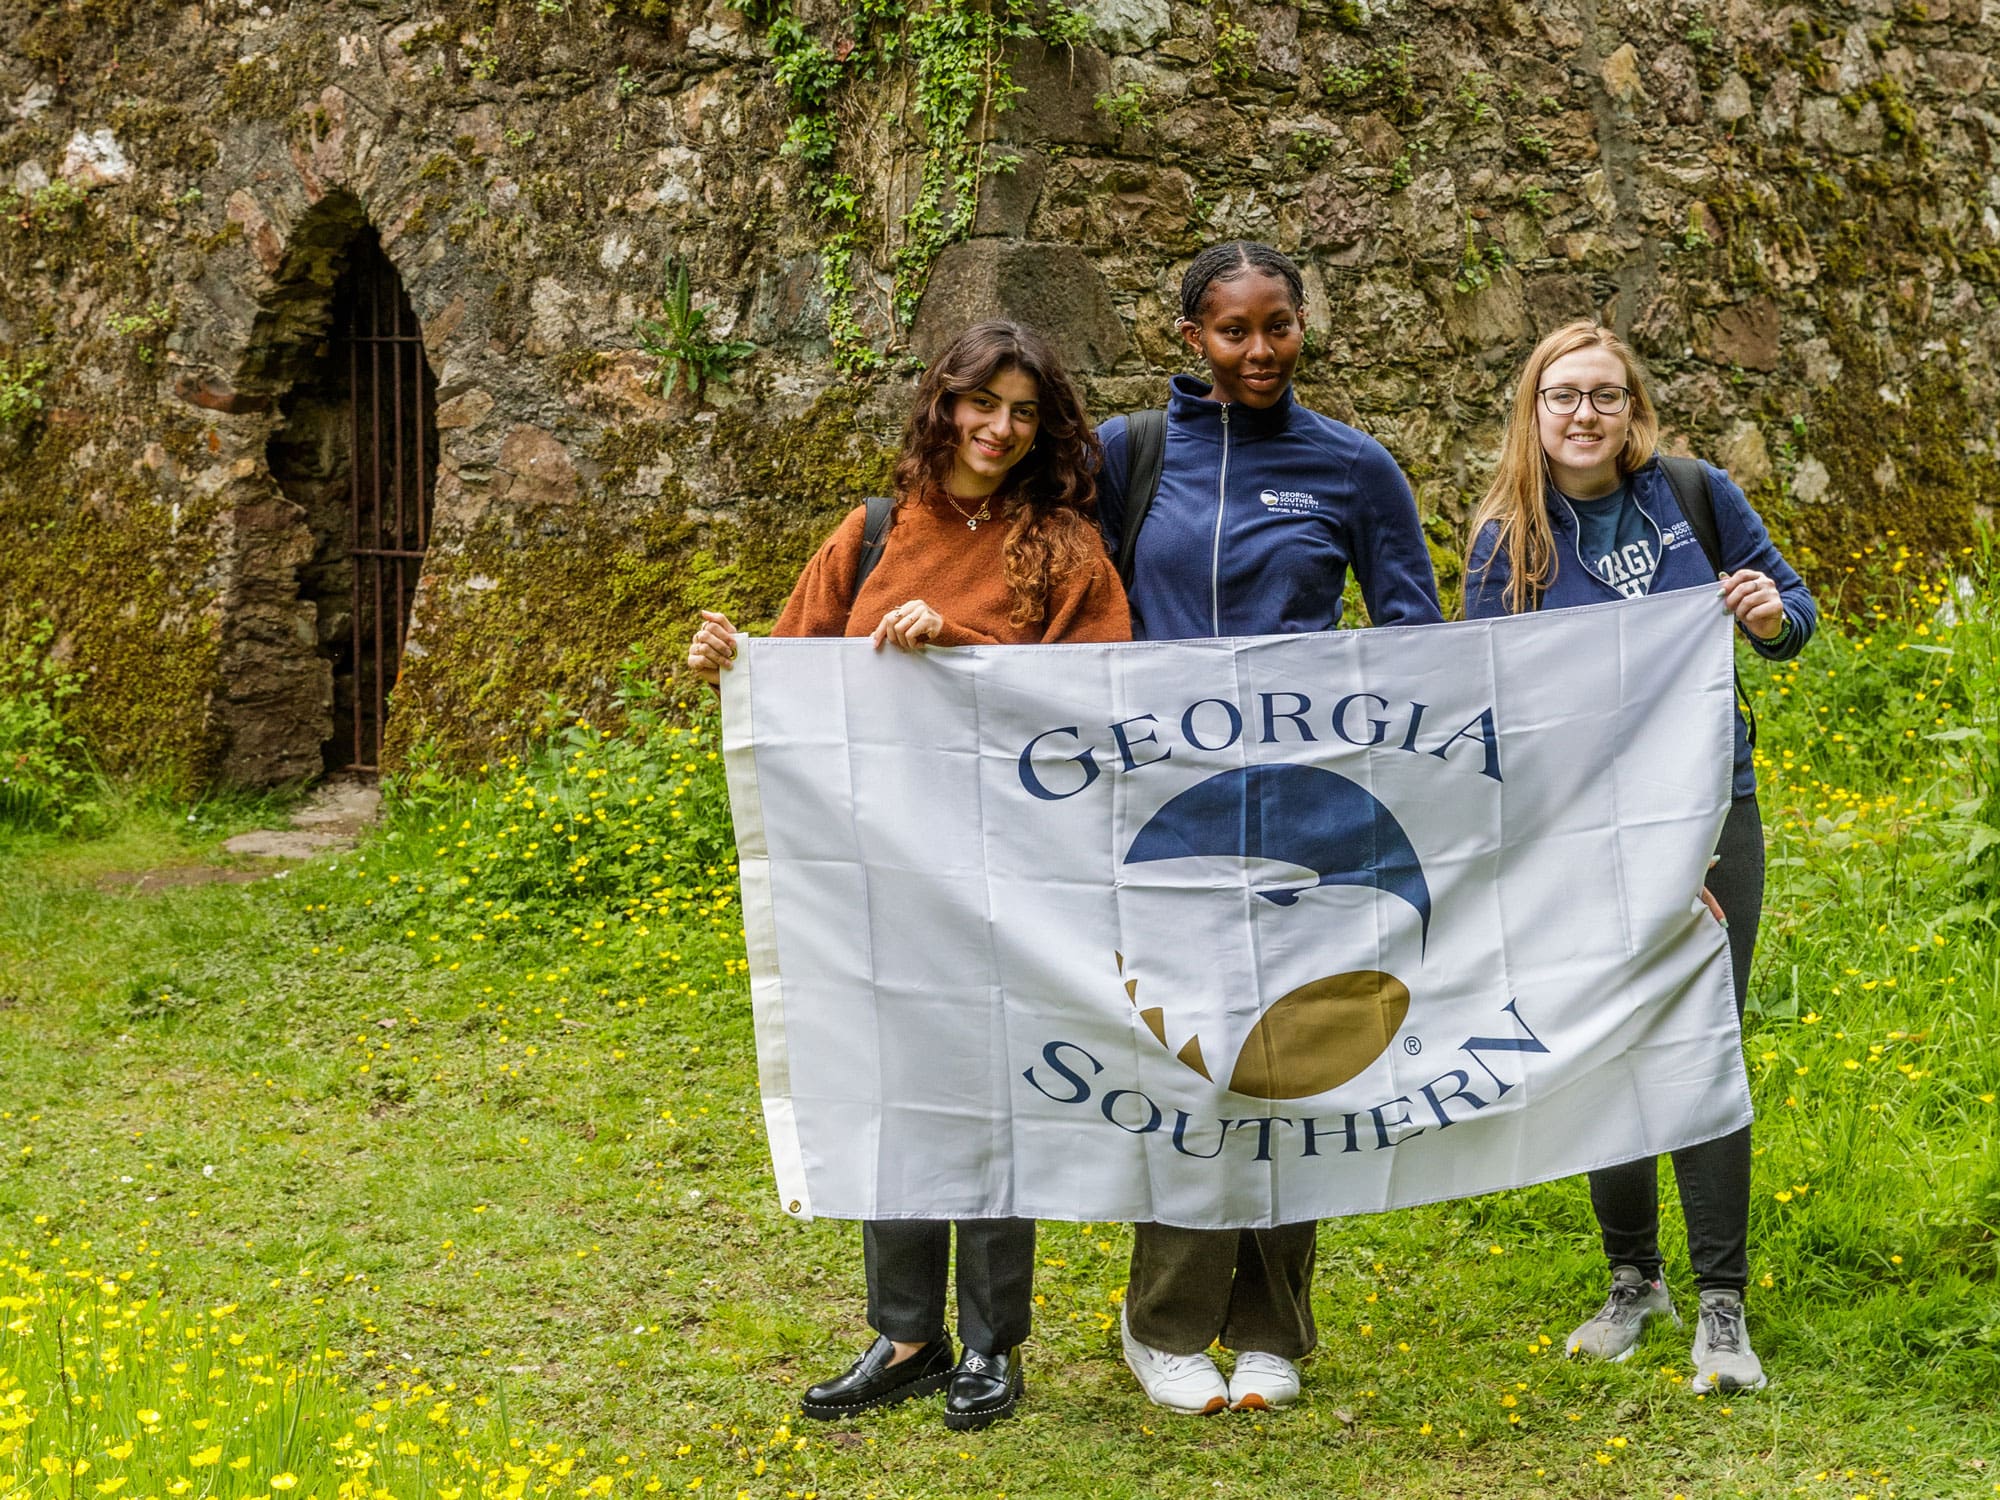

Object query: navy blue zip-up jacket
[1465,457,1816,800]
[1098,375,1443,639]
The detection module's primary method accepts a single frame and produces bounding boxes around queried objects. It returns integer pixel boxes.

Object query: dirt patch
[287,773,381,835]
[96,866,273,894]
[220,829,356,858]
[220,773,381,859]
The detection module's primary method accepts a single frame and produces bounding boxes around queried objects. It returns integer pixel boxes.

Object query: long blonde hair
[1464,321,1662,614]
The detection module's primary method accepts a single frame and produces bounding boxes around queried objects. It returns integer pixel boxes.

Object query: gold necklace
[942,493,992,530]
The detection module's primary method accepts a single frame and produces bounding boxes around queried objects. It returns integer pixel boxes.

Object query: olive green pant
[1124,1221,1318,1359]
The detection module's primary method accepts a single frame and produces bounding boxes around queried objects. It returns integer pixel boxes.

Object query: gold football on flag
[1226,970,1411,1101]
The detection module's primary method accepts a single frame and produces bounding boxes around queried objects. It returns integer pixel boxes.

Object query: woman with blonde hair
[1463,320,1815,1393]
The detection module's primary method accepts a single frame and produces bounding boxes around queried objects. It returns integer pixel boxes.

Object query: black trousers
[1124,1221,1318,1359]
[862,1218,1034,1354]
[1588,794,1762,1294]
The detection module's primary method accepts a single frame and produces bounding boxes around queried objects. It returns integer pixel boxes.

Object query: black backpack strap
[1114,408,1168,589]
[1659,455,1724,573]
[1658,455,1756,747]
[853,495,894,597]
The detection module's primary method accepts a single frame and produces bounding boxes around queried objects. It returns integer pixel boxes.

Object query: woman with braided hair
[1095,241,1442,1414]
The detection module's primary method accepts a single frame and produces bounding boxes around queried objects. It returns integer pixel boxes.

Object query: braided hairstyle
[1178,241,1306,326]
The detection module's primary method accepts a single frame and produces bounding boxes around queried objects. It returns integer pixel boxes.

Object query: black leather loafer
[799,1336,953,1421]
[942,1347,1023,1431]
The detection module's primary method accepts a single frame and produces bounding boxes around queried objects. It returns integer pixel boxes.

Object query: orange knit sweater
[773,493,1132,646]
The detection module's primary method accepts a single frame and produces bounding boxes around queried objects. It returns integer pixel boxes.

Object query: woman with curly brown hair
[689,319,1129,1430]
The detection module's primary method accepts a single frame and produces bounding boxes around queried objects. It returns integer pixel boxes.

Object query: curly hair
[891,320,1106,628]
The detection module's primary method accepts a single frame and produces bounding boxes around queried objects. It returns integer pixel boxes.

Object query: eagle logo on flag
[1116,764,1431,1102]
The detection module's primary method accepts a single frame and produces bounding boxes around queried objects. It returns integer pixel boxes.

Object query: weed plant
[341,653,743,990]
[632,261,753,404]
[0,1264,544,1500]
[0,618,98,833]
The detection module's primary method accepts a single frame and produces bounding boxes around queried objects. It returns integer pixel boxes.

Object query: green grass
[2,550,1998,1499]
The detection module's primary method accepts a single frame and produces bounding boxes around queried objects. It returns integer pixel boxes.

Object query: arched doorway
[266,224,437,774]
[327,228,436,772]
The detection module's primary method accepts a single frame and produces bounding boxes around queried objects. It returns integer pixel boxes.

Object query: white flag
[725,589,1749,1229]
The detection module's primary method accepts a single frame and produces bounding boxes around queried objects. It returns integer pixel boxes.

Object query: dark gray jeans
[1588,794,1762,1294]
[862,1218,1034,1354]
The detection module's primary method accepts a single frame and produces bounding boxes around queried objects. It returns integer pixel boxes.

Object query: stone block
[1600,44,1648,110]
[992,40,1115,147]
[1437,266,1530,352]
[972,149,1049,237]
[1648,44,1703,125]
[1800,96,1881,154]
[60,128,131,188]
[435,389,494,431]
[1387,167,1460,258]
[1347,114,1403,166]
[1032,157,1195,251]
[1928,50,1990,94]
[1243,3,1302,78]
[225,190,285,274]
[1084,0,1171,53]
[1523,274,1600,332]
[910,240,1129,372]
[1789,455,1832,504]
[1758,70,1799,138]
[1697,296,1780,371]
[1299,171,1382,257]
[1711,72,1752,123]
[495,425,579,505]
[1717,419,1773,488]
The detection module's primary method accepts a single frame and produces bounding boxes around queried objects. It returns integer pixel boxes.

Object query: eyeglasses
[1538,385,1631,415]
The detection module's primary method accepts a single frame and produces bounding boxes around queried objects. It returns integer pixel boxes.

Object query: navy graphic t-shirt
[1564,483,1656,598]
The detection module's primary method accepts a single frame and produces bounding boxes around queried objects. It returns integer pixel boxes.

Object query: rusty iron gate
[334,232,435,772]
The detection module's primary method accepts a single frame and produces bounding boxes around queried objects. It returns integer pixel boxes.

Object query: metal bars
[335,233,434,772]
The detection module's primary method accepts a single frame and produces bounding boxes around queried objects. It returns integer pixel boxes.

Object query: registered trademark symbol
[1403,1035,1422,1055]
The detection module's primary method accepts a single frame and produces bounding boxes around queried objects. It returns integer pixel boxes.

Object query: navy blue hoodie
[1465,457,1816,800]
[1098,375,1443,640]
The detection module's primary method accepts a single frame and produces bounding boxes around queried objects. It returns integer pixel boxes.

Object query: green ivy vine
[742,0,1091,373]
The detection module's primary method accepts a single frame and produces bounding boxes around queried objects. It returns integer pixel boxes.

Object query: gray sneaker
[1690,1289,1767,1392]
[1566,1264,1679,1362]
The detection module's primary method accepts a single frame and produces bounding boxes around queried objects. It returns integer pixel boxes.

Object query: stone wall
[3,0,1995,785]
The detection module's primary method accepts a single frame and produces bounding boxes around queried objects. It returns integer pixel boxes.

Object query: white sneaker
[1567,1264,1679,1362]
[1120,1309,1228,1414]
[1690,1289,1768,1393]
[1227,1351,1300,1411]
